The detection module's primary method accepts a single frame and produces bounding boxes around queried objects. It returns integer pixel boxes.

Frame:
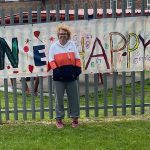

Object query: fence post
[10,8,18,121]
[131,0,136,115]
[112,0,118,116]
[121,0,127,116]
[4,79,9,121]
[140,0,145,114]
[83,2,90,117]
[93,0,99,118]
[141,0,145,16]
[39,76,44,119]
[102,1,108,117]
[37,6,44,120]
[46,4,54,119]
[65,3,71,118]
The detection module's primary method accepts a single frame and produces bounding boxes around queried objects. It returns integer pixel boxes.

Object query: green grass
[0,78,150,150]
[0,119,150,150]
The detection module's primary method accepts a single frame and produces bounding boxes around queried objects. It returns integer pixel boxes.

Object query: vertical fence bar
[83,2,90,117]
[46,5,50,22]
[84,3,88,20]
[74,0,82,116]
[140,71,145,114]
[131,72,135,115]
[10,8,14,25]
[102,1,108,117]
[19,8,27,120]
[12,78,18,120]
[37,6,41,23]
[10,8,18,120]
[122,72,126,115]
[85,75,89,117]
[65,4,69,21]
[112,0,116,17]
[112,0,117,116]
[0,8,5,26]
[21,77,27,120]
[102,1,106,18]
[141,0,145,16]
[52,2,60,118]
[103,73,108,116]
[112,72,117,116]
[131,0,135,16]
[93,0,97,19]
[19,8,23,25]
[37,5,44,119]
[131,0,136,115]
[93,0,99,117]
[140,0,145,114]
[122,0,126,17]
[48,76,53,119]
[28,7,36,120]
[56,3,60,21]
[65,3,70,118]
[29,9,35,118]
[39,76,44,119]
[46,5,53,119]
[94,74,99,117]
[4,79,9,120]
[30,77,35,119]
[28,7,32,24]
[121,0,126,116]
[74,0,78,20]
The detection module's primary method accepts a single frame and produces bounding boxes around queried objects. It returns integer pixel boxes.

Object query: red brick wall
[65,0,142,9]
[0,0,144,14]
[0,1,41,15]
[99,0,141,9]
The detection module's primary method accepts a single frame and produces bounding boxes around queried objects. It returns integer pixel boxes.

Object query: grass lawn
[0,117,150,150]
[0,77,150,150]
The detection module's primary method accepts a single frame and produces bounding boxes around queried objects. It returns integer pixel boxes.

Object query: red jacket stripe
[49,61,57,69]
[75,59,81,67]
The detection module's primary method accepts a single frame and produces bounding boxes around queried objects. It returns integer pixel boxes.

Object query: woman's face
[58,29,68,45]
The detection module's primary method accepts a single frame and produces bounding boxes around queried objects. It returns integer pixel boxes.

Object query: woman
[49,24,81,128]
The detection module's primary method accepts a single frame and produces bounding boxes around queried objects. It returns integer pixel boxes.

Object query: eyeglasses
[58,33,68,36]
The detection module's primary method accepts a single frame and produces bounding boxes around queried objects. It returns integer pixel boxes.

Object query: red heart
[28,65,34,73]
[24,46,29,53]
[34,31,40,38]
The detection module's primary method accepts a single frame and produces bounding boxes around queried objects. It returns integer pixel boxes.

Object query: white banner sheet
[0,16,150,78]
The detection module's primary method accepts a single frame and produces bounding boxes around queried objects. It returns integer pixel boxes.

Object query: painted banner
[0,16,150,78]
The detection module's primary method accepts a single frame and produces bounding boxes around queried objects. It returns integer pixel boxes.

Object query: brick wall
[51,0,142,9]
[92,0,141,9]
[0,1,41,15]
[0,0,145,15]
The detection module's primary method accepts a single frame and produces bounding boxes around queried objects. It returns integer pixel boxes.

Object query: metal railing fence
[0,0,150,123]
